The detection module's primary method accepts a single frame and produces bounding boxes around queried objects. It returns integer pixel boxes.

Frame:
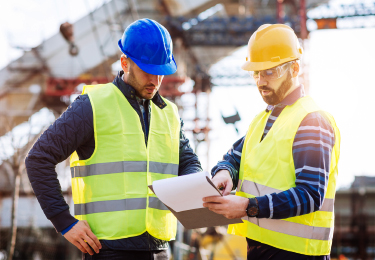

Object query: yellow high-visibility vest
[70,83,180,241]
[229,96,340,255]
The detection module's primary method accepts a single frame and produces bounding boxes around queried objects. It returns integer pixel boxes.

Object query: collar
[113,71,167,109]
[265,85,305,112]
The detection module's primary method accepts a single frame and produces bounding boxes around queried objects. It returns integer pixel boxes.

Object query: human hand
[63,220,101,255]
[211,170,233,195]
[203,195,248,219]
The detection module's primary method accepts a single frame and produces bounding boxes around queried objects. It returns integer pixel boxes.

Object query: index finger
[203,196,223,203]
[85,227,102,250]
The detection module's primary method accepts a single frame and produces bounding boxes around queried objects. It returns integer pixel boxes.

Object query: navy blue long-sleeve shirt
[25,71,202,251]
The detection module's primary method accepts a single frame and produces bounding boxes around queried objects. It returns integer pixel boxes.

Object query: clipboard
[148,172,243,229]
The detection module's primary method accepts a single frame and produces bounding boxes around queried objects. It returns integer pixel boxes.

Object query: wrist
[50,209,78,233]
[61,220,79,235]
[215,169,230,177]
[246,198,259,218]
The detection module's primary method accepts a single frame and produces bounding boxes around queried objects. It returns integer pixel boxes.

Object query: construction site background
[1,0,375,259]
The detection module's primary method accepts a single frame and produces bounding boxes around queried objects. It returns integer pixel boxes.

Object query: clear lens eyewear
[249,61,293,81]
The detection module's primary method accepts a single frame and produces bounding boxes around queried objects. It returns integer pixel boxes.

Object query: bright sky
[1,0,375,189]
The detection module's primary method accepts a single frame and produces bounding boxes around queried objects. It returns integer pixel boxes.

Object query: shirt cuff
[49,209,78,233]
[61,220,79,235]
[256,195,271,218]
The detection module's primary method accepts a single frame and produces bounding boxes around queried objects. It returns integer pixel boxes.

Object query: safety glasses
[249,61,294,81]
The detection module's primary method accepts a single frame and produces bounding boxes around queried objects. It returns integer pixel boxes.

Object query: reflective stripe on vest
[74,197,169,215]
[242,216,333,241]
[238,179,335,212]
[71,161,178,178]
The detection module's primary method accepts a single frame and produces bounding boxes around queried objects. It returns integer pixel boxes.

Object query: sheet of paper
[152,171,222,212]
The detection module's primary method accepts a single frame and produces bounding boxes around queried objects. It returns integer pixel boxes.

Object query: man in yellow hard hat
[203,24,340,259]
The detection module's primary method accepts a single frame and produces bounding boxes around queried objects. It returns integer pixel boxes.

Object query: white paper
[152,171,222,212]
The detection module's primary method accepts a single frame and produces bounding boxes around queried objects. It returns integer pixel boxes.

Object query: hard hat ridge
[118,18,177,75]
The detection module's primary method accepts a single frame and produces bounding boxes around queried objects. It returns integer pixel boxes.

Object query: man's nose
[257,74,268,86]
[149,74,163,86]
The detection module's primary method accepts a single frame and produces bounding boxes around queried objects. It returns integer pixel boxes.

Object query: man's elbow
[24,151,40,178]
[313,195,326,212]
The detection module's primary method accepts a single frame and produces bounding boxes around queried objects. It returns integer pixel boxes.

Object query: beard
[127,67,157,100]
[258,73,293,105]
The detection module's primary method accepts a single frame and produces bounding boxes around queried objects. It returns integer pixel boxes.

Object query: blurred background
[0,0,374,259]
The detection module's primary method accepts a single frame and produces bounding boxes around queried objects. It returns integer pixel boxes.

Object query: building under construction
[1,0,375,259]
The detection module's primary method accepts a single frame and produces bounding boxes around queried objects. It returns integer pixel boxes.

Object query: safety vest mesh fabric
[69,83,180,241]
[228,96,341,256]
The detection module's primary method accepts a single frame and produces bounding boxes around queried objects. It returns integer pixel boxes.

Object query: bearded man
[26,19,202,260]
[203,24,340,259]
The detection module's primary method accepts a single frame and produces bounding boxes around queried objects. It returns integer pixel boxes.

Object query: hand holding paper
[203,195,249,219]
[152,171,221,212]
[210,169,233,196]
[149,172,243,229]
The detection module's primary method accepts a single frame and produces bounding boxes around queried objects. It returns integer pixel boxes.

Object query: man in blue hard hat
[26,19,202,259]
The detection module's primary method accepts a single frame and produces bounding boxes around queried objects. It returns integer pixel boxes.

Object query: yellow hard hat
[242,24,303,71]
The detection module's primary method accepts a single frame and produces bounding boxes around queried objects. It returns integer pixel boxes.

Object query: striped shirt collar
[266,85,305,112]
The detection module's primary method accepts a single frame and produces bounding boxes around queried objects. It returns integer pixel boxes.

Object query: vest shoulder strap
[82,83,114,95]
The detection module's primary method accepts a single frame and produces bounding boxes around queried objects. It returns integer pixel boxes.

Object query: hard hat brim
[241,57,298,71]
[241,60,283,71]
[131,55,177,76]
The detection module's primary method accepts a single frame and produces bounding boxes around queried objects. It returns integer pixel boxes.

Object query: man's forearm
[25,158,77,232]
[25,95,93,232]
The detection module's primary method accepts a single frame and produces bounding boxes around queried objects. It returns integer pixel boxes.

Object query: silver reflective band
[74,197,170,215]
[149,197,169,211]
[237,179,242,192]
[71,161,147,178]
[75,198,147,215]
[243,217,333,241]
[149,161,178,175]
[242,215,258,225]
[240,179,282,196]
[240,179,334,212]
[71,161,178,178]
[320,198,334,212]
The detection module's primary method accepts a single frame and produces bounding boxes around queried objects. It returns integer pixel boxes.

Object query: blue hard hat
[118,19,177,75]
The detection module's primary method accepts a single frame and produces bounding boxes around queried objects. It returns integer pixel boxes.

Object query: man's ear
[291,61,300,78]
[120,54,130,73]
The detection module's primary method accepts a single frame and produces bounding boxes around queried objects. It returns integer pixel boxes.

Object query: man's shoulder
[69,94,91,111]
[301,111,333,131]
[297,111,335,145]
[60,94,93,126]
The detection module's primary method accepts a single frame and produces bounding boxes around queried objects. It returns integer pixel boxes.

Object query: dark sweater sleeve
[178,119,203,176]
[25,94,94,232]
[211,136,245,190]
